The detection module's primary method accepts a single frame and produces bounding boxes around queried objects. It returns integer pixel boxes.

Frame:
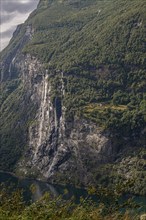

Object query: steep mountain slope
[0,0,146,194]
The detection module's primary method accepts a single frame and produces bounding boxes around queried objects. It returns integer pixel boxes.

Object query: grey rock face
[1,38,116,184]
[16,54,115,184]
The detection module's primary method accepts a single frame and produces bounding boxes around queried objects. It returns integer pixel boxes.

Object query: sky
[0,0,39,51]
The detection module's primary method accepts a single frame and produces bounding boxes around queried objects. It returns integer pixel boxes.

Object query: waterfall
[8,57,16,78]
[34,74,49,159]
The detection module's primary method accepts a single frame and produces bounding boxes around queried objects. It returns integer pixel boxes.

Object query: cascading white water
[33,74,49,159]
[59,72,66,137]
[54,97,58,131]
[38,75,49,146]
[8,57,16,78]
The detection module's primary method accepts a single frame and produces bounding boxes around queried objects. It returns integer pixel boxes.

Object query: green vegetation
[51,148,146,196]
[91,148,146,196]
[0,82,37,170]
[0,183,143,220]
[82,102,145,137]
[23,0,146,136]
[0,0,145,189]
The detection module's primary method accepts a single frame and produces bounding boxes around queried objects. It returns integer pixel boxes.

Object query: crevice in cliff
[54,97,62,130]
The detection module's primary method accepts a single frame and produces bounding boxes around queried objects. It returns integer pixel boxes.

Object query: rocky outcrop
[0,8,118,185]
[140,214,146,220]
[0,22,117,184]
[4,53,116,185]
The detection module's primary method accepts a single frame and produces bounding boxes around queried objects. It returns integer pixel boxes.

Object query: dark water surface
[0,171,88,202]
[0,171,146,214]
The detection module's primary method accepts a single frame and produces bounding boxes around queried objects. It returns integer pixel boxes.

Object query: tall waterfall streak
[60,72,66,136]
[38,74,49,145]
[34,74,49,159]
[46,155,58,177]
[54,73,65,131]
[8,57,16,78]
[8,63,12,78]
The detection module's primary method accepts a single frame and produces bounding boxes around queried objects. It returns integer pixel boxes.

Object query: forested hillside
[22,0,146,135]
[0,0,146,193]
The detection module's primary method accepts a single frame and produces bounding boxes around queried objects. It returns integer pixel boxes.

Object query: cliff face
[0,24,33,82]
[0,0,146,189]
[2,48,114,184]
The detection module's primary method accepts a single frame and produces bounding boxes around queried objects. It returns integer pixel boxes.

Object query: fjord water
[0,171,146,214]
[0,171,88,202]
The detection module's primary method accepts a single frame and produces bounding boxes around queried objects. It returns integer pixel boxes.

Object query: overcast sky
[0,0,39,51]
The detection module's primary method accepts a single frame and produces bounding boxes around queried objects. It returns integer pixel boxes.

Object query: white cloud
[0,0,39,51]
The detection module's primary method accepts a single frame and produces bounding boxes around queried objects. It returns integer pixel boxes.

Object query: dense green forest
[0,182,144,220]
[24,0,146,136]
[1,0,146,134]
